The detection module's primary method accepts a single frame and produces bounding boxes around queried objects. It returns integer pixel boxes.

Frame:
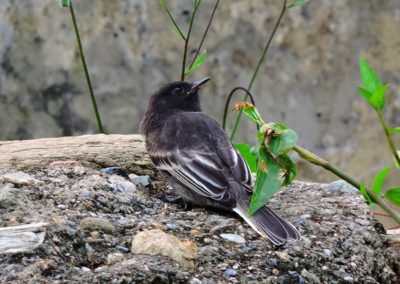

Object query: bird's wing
[149,112,252,205]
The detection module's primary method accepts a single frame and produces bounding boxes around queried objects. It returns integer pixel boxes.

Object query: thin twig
[230,0,287,140]
[385,224,400,230]
[181,2,202,81]
[69,1,104,133]
[293,145,400,225]
[373,211,391,217]
[377,110,400,165]
[188,0,220,69]
[222,87,258,131]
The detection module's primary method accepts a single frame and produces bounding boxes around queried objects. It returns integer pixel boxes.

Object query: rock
[323,180,359,194]
[79,217,115,233]
[0,172,42,186]
[0,184,20,209]
[116,245,129,253]
[106,252,124,265]
[301,269,321,284]
[190,278,202,284]
[132,176,151,187]
[131,229,196,270]
[0,222,49,254]
[224,269,237,276]
[324,249,333,260]
[268,258,278,267]
[219,233,246,244]
[275,251,291,262]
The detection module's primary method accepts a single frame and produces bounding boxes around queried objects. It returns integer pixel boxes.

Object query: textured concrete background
[0,0,400,186]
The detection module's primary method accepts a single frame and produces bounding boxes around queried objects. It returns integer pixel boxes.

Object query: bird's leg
[158,191,192,210]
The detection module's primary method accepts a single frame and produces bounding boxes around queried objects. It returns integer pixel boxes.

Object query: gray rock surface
[0,164,398,283]
[1,1,400,186]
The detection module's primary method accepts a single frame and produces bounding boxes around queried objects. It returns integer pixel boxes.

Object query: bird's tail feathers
[233,198,300,245]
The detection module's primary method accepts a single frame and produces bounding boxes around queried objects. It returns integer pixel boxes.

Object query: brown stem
[188,0,220,69]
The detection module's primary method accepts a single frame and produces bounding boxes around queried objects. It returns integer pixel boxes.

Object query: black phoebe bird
[140,78,300,245]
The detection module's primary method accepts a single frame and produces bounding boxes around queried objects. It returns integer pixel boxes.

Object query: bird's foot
[158,192,192,210]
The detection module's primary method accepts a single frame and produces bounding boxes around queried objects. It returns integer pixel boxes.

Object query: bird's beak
[187,77,210,95]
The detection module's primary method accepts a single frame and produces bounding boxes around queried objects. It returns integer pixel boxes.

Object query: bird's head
[146,77,210,115]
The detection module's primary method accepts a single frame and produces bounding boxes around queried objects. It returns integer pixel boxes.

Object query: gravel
[0,166,399,283]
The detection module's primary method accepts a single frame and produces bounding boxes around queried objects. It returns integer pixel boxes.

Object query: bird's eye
[172,87,183,94]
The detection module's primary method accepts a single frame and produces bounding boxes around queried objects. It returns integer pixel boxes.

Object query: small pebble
[268,258,278,267]
[344,276,354,282]
[132,176,150,187]
[220,233,246,244]
[116,245,129,253]
[81,267,91,272]
[241,247,251,252]
[300,214,311,221]
[324,249,333,259]
[166,223,178,230]
[272,268,279,276]
[224,269,237,276]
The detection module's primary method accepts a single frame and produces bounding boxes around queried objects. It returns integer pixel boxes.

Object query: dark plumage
[140,78,300,245]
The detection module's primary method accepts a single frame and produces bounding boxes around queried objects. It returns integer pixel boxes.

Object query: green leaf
[59,0,70,7]
[159,0,185,40]
[248,149,282,215]
[234,142,257,173]
[371,166,391,196]
[384,187,400,207]
[394,151,400,170]
[288,0,309,9]
[269,129,298,156]
[360,183,374,208]
[173,27,185,40]
[193,0,203,10]
[358,86,372,102]
[360,58,382,93]
[233,102,265,126]
[389,127,400,134]
[278,154,297,187]
[185,50,206,75]
[369,84,390,111]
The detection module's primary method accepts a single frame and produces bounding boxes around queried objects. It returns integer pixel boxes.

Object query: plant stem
[188,0,220,69]
[293,145,400,225]
[69,1,104,133]
[181,2,201,81]
[377,110,400,165]
[159,0,186,40]
[230,0,287,141]
[222,87,258,131]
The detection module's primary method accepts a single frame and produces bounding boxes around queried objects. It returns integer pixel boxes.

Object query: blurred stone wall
[1,0,400,186]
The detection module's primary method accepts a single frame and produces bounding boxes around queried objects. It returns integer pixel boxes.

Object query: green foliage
[288,0,309,9]
[234,103,297,216]
[59,0,70,7]
[234,142,257,173]
[360,183,374,208]
[394,151,400,170]
[359,58,383,94]
[358,58,390,111]
[159,0,185,40]
[384,188,400,207]
[371,166,391,196]
[233,102,264,127]
[389,127,400,134]
[185,50,206,75]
